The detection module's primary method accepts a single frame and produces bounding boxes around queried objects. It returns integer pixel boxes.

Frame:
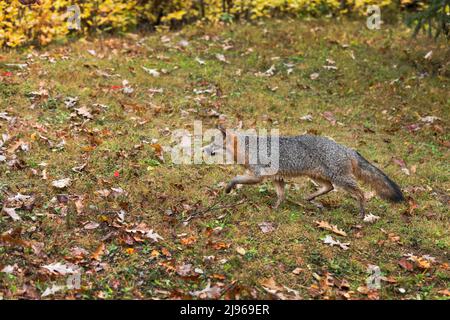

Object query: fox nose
[210,151,216,156]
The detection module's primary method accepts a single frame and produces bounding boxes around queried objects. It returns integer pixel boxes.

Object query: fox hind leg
[305,179,334,202]
[225,174,263,193]
[334,178,366,218]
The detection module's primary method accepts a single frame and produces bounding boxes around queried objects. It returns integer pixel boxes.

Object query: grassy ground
[0,18,449,300]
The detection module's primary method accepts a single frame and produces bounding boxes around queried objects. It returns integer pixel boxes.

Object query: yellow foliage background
[0,0,401,48]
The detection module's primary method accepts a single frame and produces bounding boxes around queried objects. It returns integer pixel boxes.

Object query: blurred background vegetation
[0,0,448,48]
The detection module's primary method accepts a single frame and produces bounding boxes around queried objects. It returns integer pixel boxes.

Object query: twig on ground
[286,198,306,208]
[183,198,246,223]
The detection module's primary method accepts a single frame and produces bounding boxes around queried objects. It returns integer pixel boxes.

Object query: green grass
[0,18,449,300]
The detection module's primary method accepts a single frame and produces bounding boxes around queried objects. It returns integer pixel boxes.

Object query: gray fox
[203,126,404,218]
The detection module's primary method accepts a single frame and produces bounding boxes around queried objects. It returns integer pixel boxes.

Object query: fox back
[236,134,355,179]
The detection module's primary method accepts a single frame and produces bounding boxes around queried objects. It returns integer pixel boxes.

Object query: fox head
[202,125,239,162]
[202,125,279,173]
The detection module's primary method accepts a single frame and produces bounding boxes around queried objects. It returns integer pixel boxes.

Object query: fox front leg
[225,175,263,193]
[272,179,286,209]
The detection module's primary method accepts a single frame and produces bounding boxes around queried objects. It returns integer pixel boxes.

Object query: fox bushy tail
[353,152,404,203]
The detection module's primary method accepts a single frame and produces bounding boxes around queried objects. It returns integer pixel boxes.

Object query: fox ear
[218,125,226,137]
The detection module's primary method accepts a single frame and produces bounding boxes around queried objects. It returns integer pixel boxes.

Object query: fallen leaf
[194,268,204,274]
[0,228,30,247]
[322,111,336,125]
[420,115,440,123]
[323,65,338,71]
[142,66,160,77]
[215,53,229,63]
[75,106,93,119]
[263,65,276,76]
[2,207,21,221]
[387,233,400,243]
[180,235,197,246]
[83,221,99,230]
[398,258,414,271]
[190,281,222,299]
[258,221,275,233]
[212,242,229,250]
[424,50,433,60]
[363,213,380,224]
[357,285,380,300]
[0,112,13,121]
[195,57,206,65]
[315,220,347,236]
[145,229,163,242]
[322,235,350,250]
[95,189,111,197]
[415,257,431,269]
[91,243,106,261]
[160,35,171,43]
[404,253,435,270]
[41,262,78,275]
[64,96,79,108]
[176,263,192,277]
[392,157,407,169]
[260,277,284,292]
[300,114,313,121]
[177,39,189,47]
[41,284,65,298]
[52,178,71,189]
[121,79,134,94]
[211,273,226,280]
[74,197,84,214]
[310,72,319,80]
[292,267,303,275]
[438,289,450,297]
[1,265,16,274]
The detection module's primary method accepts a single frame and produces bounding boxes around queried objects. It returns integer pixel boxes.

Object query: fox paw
[225,183,235,194]
[271,203,281,210]
[310,200,324,211]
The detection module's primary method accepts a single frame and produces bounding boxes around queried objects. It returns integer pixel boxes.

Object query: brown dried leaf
[398,258,414,271]
[91,243,106,261]
[315,220,347,236]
